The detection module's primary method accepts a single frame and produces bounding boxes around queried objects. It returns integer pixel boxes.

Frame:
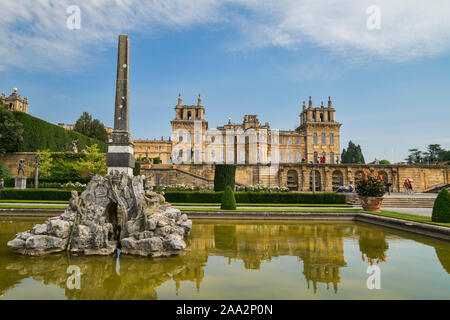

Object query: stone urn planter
[359,196,384,212]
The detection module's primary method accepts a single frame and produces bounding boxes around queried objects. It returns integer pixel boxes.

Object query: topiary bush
[431,189,450,222]
[214,164,236,192]
[221,185,237,210]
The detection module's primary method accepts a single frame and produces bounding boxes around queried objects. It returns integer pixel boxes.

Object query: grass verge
[173,203,352,207]
[364,210,450,227]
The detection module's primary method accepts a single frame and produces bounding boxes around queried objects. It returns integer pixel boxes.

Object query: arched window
[313,133,318,144]
[187,111,192,120]
[329,133,334,145]
[321,133,326,144]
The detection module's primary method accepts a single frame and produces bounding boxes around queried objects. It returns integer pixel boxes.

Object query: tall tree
[341,141,365,164]
[405,148,423,164]
[0,103,24,155]
[74,112,108,143]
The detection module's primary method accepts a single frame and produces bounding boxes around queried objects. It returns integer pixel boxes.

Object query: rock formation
[7,171,192,257]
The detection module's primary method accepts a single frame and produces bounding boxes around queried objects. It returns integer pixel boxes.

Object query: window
[314,152,318,163]
[279,151,283,163]
[211,136,215,143]
[321,133,326,145]
[228,151,234,163]
[313,133,318,144]
[195,131,200,143]
[330,152,335,164]
[211,150,215,162]
[195,150,199,162]
[330,133,334,145]
[239,151,245,162]
[220,150,224,162]
[186,131,191,142]
[288,152,292,163]
[296,152,301,163]
[178,131,183,142]
[279,138,283,144]
[287,138,292,145]
[296,138,301,145]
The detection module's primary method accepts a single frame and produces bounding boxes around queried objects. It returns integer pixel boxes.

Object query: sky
[1,0,449,163]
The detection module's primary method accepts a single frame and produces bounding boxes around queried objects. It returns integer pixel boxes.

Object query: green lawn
[363,210,450,227]
[179,207,361,213]
[172,203,351,207]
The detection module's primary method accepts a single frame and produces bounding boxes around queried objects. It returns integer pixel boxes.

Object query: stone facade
[134,95,341,165]
[1,88,28,113]
[146,163,449,193]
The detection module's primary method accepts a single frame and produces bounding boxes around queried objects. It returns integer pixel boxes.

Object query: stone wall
[0,152,37,177]
[145,163,449,193]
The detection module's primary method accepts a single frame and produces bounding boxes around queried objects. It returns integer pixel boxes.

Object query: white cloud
[1,0,450,71]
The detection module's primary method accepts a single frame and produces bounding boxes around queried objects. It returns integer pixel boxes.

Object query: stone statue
[17,159,25,176]
[336,182,354,193]
[71,139,79,153]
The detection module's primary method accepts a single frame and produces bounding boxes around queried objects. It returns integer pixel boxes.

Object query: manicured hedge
[214,164,236,192]
[13,111,107,152]
[221,186,237,210]
[3,177,91,188]
[431,189,450,222]
[163,191,346,204]
[0,188,73,201]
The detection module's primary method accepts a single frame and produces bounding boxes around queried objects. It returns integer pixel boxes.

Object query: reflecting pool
[0,217,449,299]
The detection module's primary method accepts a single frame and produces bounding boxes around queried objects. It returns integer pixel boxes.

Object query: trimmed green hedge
[13,111,107,152]
[214,164,236,192]
[163,191,346,204]
[431,189,450,222]
[221,186,237,210]
[0,188,73,201]
[3,177,91,188]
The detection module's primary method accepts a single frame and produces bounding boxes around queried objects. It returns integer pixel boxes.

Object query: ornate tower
[1,88,29,113]
[106,35,135,175]
[297,96,341,164]
[170,94,208,163]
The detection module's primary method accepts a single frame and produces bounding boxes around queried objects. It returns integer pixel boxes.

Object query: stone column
[106,34,135,175]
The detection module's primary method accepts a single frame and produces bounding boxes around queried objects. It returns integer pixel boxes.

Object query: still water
[0,217,449,299]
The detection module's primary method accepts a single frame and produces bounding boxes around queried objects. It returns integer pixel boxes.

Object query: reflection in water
[0,218,449,299]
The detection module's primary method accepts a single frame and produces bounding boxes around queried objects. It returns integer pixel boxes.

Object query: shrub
[12,111,107,152]
[133,161,141,176]
[0,163,12,180]
[0,188,73,201]
[214,164,236,192]
[156,184,200,192]
[162,191,346,204]
[221,186,237,210]
[431,189,450,222]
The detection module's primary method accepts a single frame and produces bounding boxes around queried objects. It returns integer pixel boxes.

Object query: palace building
[1,88,29,113]
[134,94,341,165]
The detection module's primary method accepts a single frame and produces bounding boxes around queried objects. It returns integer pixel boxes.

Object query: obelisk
[106,35,135,175]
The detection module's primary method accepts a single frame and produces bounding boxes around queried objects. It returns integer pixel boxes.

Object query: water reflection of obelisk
[106,35,135,175]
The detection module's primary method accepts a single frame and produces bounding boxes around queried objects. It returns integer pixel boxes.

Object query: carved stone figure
[8,172,192,257]
[17,159,25,176]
